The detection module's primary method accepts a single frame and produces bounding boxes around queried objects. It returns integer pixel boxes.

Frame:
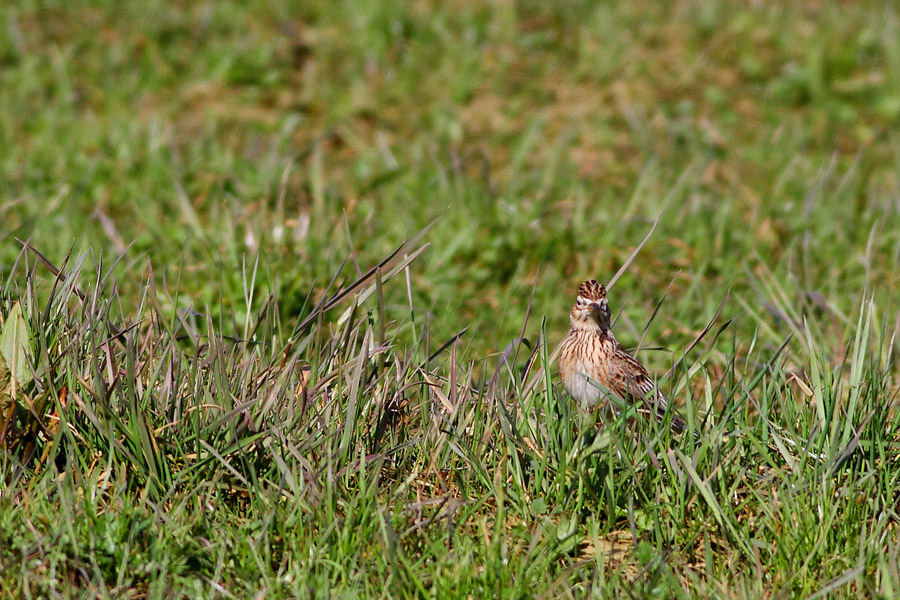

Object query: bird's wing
[611,348,686,431]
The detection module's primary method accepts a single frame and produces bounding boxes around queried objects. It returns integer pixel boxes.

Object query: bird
[558,279,687,432]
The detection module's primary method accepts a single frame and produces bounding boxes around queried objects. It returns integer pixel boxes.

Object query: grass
[2,0,900,597]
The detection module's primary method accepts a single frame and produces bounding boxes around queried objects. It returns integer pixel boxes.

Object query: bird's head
[570,279,610,331]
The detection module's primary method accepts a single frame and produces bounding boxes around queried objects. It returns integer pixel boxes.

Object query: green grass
[2,0,900,597]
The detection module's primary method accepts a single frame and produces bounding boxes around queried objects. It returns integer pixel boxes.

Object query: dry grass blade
[606,212,661,291]
[805,566,865,600]
[293,214,441,334]
[664,291,732,380]
[16,238,86,301]
[424,326,470,365]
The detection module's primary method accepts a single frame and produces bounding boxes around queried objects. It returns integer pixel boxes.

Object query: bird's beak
[589,302,603,312]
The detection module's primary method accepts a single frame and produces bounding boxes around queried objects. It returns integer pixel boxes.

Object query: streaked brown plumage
[558,279,686,431]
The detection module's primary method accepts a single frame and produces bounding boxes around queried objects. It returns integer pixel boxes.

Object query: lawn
[2,1,900,598]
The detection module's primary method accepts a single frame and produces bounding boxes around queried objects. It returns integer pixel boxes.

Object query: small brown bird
[558,279,686,431]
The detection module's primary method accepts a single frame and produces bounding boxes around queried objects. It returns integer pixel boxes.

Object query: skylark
[558,279,686,432]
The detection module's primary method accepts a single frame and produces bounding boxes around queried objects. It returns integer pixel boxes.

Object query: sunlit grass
[2,1,900,598]
[2,230,898,598]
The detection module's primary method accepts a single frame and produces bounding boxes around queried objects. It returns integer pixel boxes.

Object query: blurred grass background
[2,1,900,598]
[4,0,899,348]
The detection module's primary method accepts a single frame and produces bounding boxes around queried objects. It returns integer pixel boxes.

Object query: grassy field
[2,1,900,597]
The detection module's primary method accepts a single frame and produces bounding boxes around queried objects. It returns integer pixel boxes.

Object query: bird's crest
[577,280,606,302]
